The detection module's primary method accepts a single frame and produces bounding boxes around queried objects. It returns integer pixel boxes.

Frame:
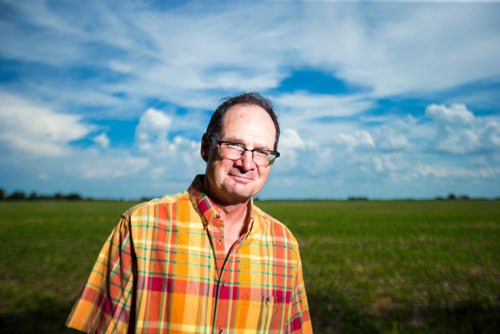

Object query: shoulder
[121,191,191,222]
[252,204,300,249]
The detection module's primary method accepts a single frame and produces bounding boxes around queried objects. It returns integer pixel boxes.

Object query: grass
[0,201,133,334]
[259,200,500,333]
[1,200,499,333]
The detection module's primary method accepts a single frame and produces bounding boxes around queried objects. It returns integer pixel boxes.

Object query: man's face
[203,104,277,205]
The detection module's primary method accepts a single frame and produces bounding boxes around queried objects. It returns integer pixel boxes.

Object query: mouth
[229,173,254,184]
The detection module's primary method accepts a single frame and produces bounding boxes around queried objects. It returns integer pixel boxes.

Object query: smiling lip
[229,174,253,183]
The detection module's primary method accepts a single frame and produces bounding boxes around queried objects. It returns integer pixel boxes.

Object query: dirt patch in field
[371,296,403,316]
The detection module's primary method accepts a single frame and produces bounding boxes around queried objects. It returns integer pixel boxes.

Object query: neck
[218,201,248,221]
[202,175,250,236]
[217,201,250,251]
[207,191,249,226]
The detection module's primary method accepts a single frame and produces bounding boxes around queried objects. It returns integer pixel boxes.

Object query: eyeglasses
[209,135,280,166]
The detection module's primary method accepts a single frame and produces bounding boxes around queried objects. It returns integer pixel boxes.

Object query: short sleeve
[287,255,313,333]
[66,214,136,333]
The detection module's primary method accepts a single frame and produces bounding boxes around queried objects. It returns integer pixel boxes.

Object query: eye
[225,142,245,151]
[254,149,271,157]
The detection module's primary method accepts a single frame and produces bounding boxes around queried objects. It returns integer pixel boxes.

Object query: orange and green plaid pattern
[67,176,312,333]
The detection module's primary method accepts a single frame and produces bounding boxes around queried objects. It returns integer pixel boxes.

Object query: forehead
[221,104,276,145]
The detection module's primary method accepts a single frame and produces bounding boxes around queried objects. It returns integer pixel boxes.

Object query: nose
[236,150,256,171]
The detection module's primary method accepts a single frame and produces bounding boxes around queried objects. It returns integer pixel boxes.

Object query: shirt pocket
[235,293,286,331]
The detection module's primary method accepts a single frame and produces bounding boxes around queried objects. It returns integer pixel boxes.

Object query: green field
[0,200,499,333]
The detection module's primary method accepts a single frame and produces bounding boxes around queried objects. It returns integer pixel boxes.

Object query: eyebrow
[221,137,273,151]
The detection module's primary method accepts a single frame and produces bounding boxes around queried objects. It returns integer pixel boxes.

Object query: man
[67,92,312,333]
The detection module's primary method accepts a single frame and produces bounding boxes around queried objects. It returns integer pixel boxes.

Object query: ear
[200,134,209,162]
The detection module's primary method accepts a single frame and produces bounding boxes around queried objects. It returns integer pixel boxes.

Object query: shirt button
[215,213,221,219]
[218,328,223,334]
[216,239,222,245]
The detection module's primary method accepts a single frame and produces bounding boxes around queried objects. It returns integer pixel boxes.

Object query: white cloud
[133,107,204,180]
[274,92,373,118]
[133,107,202,160]
[0,92,94,156]
[108,60,133,74]
[93,133,110,149]
[135,108,172,152]
[373,127,410,151]
[271,92,376,148]
[276,128,318,168]
[280,128,307,149]
[426,103,474,125]
[425,103,492,154]
[2,1,499,112]
[1,1,499,199]
[337,130,375,151]
[293,3,500,96]
[74,152,149,180]
[372,155,404,174]
[482,122,500,148]
[414,164,500,179]
[272,103,500,194]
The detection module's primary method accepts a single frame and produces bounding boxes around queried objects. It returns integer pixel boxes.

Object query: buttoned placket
[206,213,254,333]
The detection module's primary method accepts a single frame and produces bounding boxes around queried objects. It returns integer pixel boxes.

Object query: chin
[228,184,260,200]
[231,188,256,199]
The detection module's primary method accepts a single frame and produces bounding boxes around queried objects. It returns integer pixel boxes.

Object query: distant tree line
[435,193,470,200]
[345,193,474,201]
[347,196,369,201]
[0,188,85,201]
[0,188,491,202]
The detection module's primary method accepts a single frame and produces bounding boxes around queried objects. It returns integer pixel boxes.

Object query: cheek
[256,167,271,181]
[213,160,232,179]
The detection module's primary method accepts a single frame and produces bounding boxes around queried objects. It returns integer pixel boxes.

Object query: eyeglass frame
[208,135,280,166]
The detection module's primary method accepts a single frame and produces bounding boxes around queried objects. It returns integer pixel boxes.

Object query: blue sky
[1,0,499,199]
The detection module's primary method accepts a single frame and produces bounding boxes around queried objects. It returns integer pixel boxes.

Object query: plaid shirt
[67,175,312,333]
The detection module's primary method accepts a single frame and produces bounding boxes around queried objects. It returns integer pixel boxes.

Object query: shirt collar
[188,175,256,234]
